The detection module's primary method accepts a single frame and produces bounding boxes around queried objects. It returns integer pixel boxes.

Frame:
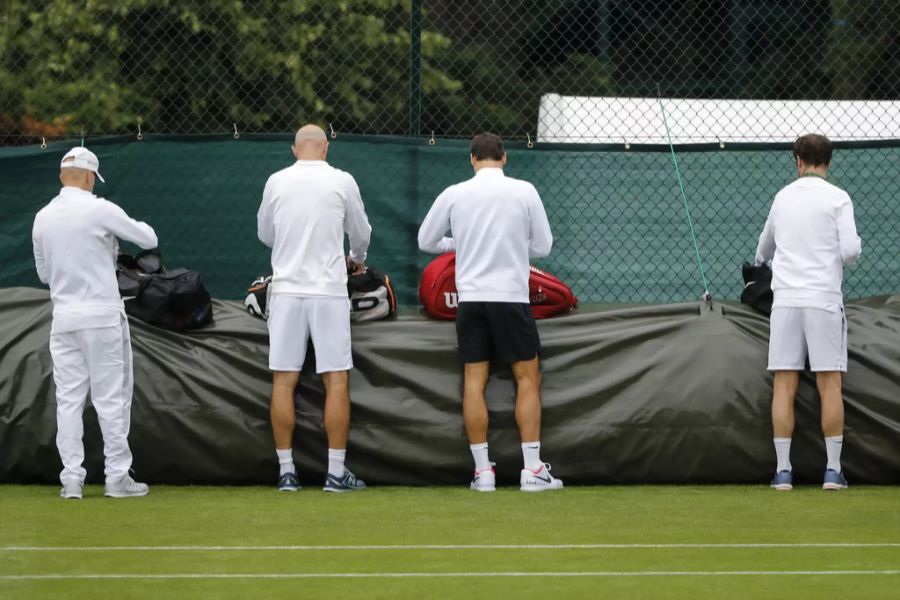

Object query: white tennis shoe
[470,465,496,492]
[60,481,83,500]
[105,475,149,498]
[520,463,563,492]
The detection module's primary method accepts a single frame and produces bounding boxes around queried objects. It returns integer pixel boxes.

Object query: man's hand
[346,256,366,275]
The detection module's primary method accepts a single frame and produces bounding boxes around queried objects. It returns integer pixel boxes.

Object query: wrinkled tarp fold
[1,287,899,486]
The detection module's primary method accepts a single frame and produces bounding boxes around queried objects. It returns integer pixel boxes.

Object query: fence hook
[624,137,630,150]
[233,124,240,140]
[428,131,436,146]
[137,123,143,141]
[526,132,534,149]
[40,136,47,149]
[329,123,337,139]
[718,137,725,149]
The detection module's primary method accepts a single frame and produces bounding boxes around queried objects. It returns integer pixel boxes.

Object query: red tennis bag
[419,252,578,320]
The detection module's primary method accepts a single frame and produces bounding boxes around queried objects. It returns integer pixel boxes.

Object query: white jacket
[257,160,371,298]
[32,187,158,333]
[418,168,553,303]
[755,175,862,309]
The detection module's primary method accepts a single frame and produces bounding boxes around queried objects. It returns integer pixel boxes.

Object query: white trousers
[49,317,134,484]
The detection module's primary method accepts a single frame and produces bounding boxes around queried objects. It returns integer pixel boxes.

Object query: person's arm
[102,201,158,250]
[32,219,48,284]
[418,191,453,254]
[836,195,862,267]
[343,176,372,266]
[755,207,776,265]
[528,187,553,258]
[257,178,276,248]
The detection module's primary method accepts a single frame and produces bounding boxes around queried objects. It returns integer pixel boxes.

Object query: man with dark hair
[756,133,861,491]
[418,133,561,493]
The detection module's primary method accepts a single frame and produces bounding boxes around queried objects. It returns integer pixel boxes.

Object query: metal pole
[408,0,423,137]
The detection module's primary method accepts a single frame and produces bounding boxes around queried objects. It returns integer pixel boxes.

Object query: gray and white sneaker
[105,475,150,498]
[520,463,564,492]
[60,481,83,500]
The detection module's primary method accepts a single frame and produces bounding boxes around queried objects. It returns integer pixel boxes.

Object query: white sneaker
[105,475,149,498]
[470,465,496,492]
[520,463,564,492]
[60,481,83,500]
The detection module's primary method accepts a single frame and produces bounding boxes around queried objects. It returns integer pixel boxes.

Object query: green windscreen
[2,134,898,304]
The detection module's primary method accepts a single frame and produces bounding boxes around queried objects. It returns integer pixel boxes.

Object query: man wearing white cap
[32,147,159,499]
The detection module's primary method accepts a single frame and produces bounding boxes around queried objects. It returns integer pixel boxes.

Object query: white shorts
[267,295,352,373]
[768,307,847,372]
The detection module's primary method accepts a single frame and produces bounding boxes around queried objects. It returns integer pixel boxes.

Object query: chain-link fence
[2,1,900,303]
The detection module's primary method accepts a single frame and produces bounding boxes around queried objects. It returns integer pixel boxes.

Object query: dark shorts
[456,301,541,364]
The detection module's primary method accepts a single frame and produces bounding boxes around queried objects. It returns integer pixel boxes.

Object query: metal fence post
[408,0,423,137]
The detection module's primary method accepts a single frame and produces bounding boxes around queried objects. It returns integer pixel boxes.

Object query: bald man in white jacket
[32,147,158,500]
[257,125,372,493]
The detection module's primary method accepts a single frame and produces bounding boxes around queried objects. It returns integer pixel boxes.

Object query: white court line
[2,570,900,580]
[2,543,900,552]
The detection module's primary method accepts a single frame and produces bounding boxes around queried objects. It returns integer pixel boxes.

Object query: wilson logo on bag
[418,252,577,320]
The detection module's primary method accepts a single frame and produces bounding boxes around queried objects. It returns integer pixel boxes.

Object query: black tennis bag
[117,250,214,332]
[740,262,773,315]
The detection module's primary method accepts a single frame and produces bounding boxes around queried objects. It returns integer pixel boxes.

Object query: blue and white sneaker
[323,468,367,493]
[822,469,848,491]
[277,472,301,492]
[770,470,793,491]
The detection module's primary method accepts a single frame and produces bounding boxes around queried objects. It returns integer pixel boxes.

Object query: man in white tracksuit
[257,124,372,493]
[32,147,158,499]
[418,132,562,493]
[756,133,862,492]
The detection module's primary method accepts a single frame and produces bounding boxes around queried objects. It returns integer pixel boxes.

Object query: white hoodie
[32,187,158,334]
[418,168,553,303]
[257,160,371,298]
[755,175,862,310]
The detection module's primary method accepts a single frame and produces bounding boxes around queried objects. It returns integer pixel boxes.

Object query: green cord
[657,94,710,297]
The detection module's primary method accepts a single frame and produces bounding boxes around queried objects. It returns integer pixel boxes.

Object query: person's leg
[456,302,495,490]
[817,371,844,471]
[767,307,806,489]
[511,357,541,446]
[311,298,364,492]
[271,370,301,450]
[807,307,849,488]
[267,295,308,489]
[49,331,90,498]
[321,370,350,451]
[771,370,799,480]
[463,362,491,446]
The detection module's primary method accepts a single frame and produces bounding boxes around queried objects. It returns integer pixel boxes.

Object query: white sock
[327,448,346,478]
[522,441,542,471]
[825,436,843,473]
[469,443,491,472]
[774,438,792,473]
[276,448,295,476]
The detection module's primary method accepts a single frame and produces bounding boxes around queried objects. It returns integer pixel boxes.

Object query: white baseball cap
[60,147,105,183]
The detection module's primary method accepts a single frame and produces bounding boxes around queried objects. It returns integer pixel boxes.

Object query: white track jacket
[418,168,553,304]
[755,175,862,310]
[32,187,158,334]
[257,160,371,298]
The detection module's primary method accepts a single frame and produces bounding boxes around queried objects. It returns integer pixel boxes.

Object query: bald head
[293,125,328,160]
[59,167,95,192]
